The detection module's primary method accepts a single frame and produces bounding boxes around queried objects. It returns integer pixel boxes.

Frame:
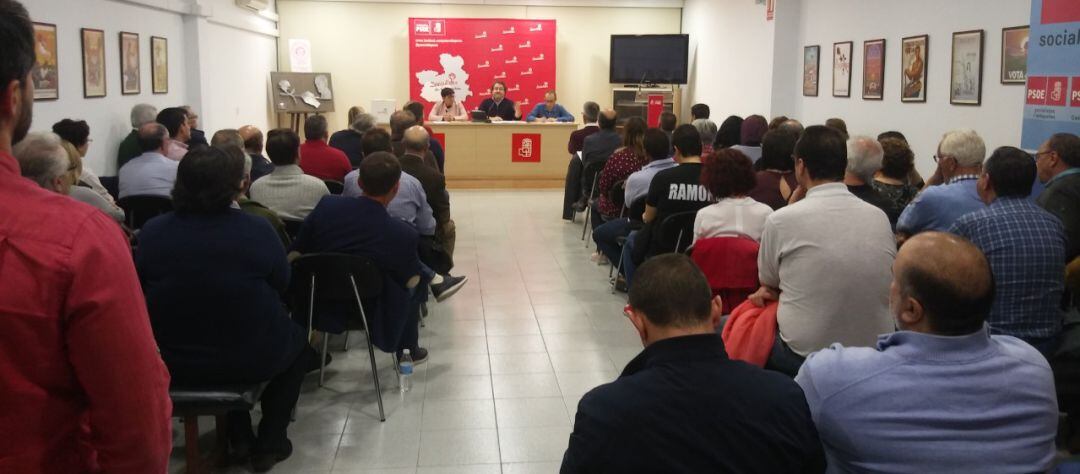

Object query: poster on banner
[647,94,664,127]
[409,18,557,119]
[1021,0,1080,149]
[289,39,312,73]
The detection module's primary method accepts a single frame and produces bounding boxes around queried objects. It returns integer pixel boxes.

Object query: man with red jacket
[0,1,173,472]
[299,114,352,183]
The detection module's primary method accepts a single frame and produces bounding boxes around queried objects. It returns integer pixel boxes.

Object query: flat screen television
[610,34,689,84]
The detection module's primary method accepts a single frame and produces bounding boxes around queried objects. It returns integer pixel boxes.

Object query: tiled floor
[169,189,637,473]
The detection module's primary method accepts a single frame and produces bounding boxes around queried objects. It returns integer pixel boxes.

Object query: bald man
[796,232,1058,473]
[401,125,455,261]
[239,125,273,181]
[576,109,621,210]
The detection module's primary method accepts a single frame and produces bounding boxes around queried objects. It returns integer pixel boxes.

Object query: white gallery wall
[25,0,280,176]
[276,1,683,131]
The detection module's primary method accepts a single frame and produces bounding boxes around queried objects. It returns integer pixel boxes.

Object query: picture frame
[862,39,885,100]
[803,45,820,97]
[151,36,168,94]
[832,41,853,98]
[80,28,106,98]
[31,22,59,101]
[901,34,928,103]
[950,29,984,106]
[1001,25,1029,84]
[119,31,140,95]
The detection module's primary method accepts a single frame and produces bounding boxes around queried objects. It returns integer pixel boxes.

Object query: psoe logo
[1071,77,1080,107]
[476,61,491,69]
[536,81,549,89]
[505,56,518,64]
[529,23,543,32]
[474,31,487,39]
[532,53,545,61]
[490,44,504,52]
[494,71,507,79]
[503,26,516,35]
[521,67,533,76]
[508,84,521,92]
[519,40,532,49]
[519,138,534,158]
[413,21,431,34]
[431,20,445,35]
[521,98,530,105]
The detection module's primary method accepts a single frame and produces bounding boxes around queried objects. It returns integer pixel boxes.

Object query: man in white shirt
[118,123,179,199]
[751,125,896,376]
[250,128,330,221]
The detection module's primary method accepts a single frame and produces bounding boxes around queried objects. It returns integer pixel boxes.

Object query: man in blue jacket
[527,91,575,123]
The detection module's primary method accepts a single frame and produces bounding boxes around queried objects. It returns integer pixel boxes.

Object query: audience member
[592,129,674,270]
[824,117,848,139]
[768,115,790,130]
[156,107,191,161]
[403,101,445,171]
[298,115,351,183]
[877,130,924,188]
[389,110,439,169]
[748,129,798,210]
[250,128,330,221]
[752,125,895,376]
[478,80,521,122]
[343,128,395,200]
[179,105,208,147]
[527,90,575,123]
[0,2,172,470]
[896,129,986,241]
[690,103,710,121]
[872,137,919,214]
[290,152,430,360]
[692,118,718,156]
[594,117,647,228]
[562,101,601,220]
[329,111,375,168]
[1036,132,1080,262]
[118,123,180,199]
[731,114,767,163]
[561,254,825,473]
[575,109,621,211]
[60,140,125,222]
[950,146,1066,357]
[240,125,274,182]
[52,118,113,202]
[118,103,158,169]
[659,111,677,155]
[694,148,772,242]
[217,142,291,246]
[714,115,743,149]
[210,128,244,149]
[777,119,805,137]
[844,135,899,226]
[796,232,1058,472]
[136,146,314,472]
[13,131,73,194]
[400,126,457,260]
[623,125,713,283]
[428,87,468,122]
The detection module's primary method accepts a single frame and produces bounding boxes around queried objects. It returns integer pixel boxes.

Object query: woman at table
[428,87,468,122]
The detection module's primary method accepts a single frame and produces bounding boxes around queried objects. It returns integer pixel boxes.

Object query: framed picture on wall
[32,22,59,101]
[950,29,984,105]
[832,41,853,97]
[862,39,885,100]
[120,31,140,95]
[901,34,928,103]
[1001,26,1029,84]
[151,36,168,94]
[803,45,820,97]
[80,28,106,98]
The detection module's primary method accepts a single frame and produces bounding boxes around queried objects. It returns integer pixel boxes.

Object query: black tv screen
[610,34,689,84]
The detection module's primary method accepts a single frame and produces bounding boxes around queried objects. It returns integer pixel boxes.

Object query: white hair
[846,135,883,181]
[130,103,158,129]
[350,113,376,134]
[13,132,70,190]
[939,129,986,167]
[692,119,718,146]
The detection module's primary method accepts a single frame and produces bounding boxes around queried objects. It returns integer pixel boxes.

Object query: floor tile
[417,429,500,466]
[502,462,562,474]
[334,430,421,469]
[495,397,571,428]
[488,334,547,354]
[420,399,496,431]
[489,352,554,375]
[424,374,493,400]
[547,351,617,373]
[498,426,573,463]
[492,372,561,398]
[484,318,541,336]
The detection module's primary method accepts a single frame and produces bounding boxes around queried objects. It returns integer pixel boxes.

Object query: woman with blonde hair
[60,140,125,222]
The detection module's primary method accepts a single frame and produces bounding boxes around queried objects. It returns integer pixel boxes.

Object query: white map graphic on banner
[416,54,473,105]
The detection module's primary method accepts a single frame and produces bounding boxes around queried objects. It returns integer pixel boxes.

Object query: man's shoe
[614,275,628,293]
[397,347,429,365]
[431,275,468,302]
[251,439,293,472]
[571,200,587,213]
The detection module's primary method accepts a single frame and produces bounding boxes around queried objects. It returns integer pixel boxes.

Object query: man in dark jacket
[1036,132,1080,263]
[561,254,825,474]
[240,125,274,182]
[401,126,455,259]
[562,101,600,220]
[575,109,621,211]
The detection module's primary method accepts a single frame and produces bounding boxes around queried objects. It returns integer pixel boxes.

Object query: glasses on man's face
[932,154,949,163]
[1034,150,1053,160]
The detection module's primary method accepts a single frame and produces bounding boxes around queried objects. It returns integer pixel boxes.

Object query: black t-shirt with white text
[640,163,713,257]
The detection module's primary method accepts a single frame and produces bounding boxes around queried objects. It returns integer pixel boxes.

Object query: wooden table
[428,122,577,188]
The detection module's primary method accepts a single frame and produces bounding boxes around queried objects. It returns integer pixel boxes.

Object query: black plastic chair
[324,180,345,195]
[656,210,699,255]
[99,175,119,201]
[118,195,173,230]
[290,253,392,422]
[170,383,266,474]
[580,160,607,244]
[282,218,304,241]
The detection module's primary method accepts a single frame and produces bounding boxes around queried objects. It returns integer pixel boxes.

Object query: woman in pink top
[428,87,469,122]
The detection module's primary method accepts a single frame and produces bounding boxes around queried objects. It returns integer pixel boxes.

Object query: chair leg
[212,414,229,468]
[419,303,427,328]
[612,246,625,295]
[350,276,386,422]
[343,330,350,352]
[581,204,591,242]
[183,415,203,474]
[318,331,329,387]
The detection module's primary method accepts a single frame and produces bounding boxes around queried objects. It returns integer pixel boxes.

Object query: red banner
[409,18,557,119]
[1042,0,1080,24]
[512,133,541,162]
[647,94,664,128]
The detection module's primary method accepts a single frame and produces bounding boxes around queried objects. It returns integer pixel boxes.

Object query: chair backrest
[655,210,699,254]
[324,180,344,195]
[282,218,304,241]
[98,175,119,201]
[608,179,627,211]
[582,160,607,198]
[118,195,173,229]
[291,253,384,301]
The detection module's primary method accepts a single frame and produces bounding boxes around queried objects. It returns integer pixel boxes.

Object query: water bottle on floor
[399,349,414,393]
